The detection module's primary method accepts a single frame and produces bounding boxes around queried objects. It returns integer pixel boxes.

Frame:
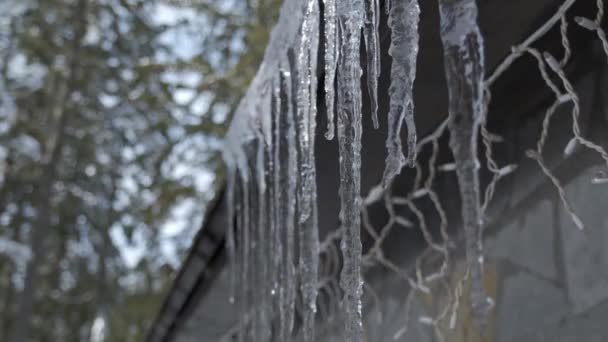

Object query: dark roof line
[146,188,227,342]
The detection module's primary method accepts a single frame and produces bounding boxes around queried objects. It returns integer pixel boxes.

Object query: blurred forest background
[0,0,280,340]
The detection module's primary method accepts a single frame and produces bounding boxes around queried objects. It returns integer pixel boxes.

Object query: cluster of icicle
[222,0,488,340]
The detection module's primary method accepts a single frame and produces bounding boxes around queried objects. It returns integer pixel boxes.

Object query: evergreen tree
[0,0,280,340]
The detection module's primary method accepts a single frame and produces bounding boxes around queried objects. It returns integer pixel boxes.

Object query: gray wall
[352,164,608,342]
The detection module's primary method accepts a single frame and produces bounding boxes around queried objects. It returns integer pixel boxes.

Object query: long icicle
[363,0,381,129]
[270,72,281,324]
[324,0,338,140]
[296,0,319,226]
[437,0,490,330]
[236,153,251,342]
[336,0,364,340]
[382,0,420,186]
[254,131,272,340]
[225,160,237,306]
[278,62,298,341]
[296,1,321,341]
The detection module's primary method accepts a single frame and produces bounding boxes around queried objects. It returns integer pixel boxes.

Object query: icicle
[324,0,338,140]
[273,68,287,340]
[382,0,421,186]
[277,63,298,341]
[250,138,263,341]
[234,158,251,342]
[296,1,321,341]
[247,151,264,342]
[299,180,320,342]
[296,0,320,225]
[437,0,490,329]
[254,130,272,341]
[270,74,281,304]
[225,162,237,305]
[232,141,259,341]
[364,0,381,128]
[336,0,365,340]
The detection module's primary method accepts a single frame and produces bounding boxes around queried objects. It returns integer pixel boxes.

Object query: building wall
[350,164,608,342]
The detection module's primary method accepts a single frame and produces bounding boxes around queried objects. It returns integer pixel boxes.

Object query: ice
[225,164,236,305]
[336,0,365,340]
[437,0,490,329]
[221,0,312,338]
[239,164,251,341]
[278,63,298,341]
[295,1,321,340]
[296,0,319,225]
[323,0,338,140]
[254,132,271,340]
[382,0,420,186]
[364,0,381,129]
[270,73,281,304]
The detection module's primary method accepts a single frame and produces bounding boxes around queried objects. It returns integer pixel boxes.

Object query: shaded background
[0,0,280,340]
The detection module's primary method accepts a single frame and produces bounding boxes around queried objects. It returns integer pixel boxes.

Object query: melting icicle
[437,0,490,329]
[273,68,288,340]
[277,64,298,341]
[336,0,365,340]
[254,130,272,340]
[364,0,381,128]
[250,139,263,340]
[235,158,251,342]
[295,1,321,341]
[382,0,421,186]
[270,74,281,305]
[296,0,320,225]
[324,0,338,140]
[225,163,237,305]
